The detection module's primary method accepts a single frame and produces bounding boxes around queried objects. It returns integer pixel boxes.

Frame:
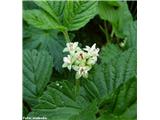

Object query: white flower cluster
[62,42,100,79]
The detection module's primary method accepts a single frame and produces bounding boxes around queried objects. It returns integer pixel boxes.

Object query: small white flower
[84,43,99,57]
[75,50,87,61]
[75,66,91,79]
[87,56,97,65]
[62,42,99,79]
[63,42,80,54]
[62,55,72,70]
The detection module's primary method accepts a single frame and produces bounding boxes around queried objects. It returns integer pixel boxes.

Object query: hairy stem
[63,30,70,42]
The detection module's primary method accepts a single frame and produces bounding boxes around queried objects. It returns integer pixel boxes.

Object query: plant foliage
[23,1,137,120]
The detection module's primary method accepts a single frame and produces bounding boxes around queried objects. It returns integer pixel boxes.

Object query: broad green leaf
[24,1,98,31]
[98,1,132,37]
[87,45,136,99]
[97,77,137,120]
[106,1,120,7]
[23,9,66,31]
[69,101,98,120]
[28,81,97,120]
[125,21,137,48]
[100,44,122,64]
[23,26,66,72]
[81,44,137,119]
[27,77,136,120]
[98,1,136,48]
[63,1,98,31]
[23,1,38,10]
[34,1,66,23]
[23,50,53,107]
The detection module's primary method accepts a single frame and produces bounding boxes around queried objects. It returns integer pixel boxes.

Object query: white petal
[74,42,78,47]
[63,47,68,52]
[66,43,71,48]
[91,43,96,50]
[83,72,88,78]
[62,63,67,68]
[76,72,81,79]
[67,65,72,71]
[63,57,69,63]
[72,65,79,71]
[83,46,90,52]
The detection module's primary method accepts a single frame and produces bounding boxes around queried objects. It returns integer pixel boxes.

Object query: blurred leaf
[23,50,53,107]
[98,1,136,48]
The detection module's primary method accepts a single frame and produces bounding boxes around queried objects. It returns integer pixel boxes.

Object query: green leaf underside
[23,1,98,31]
[23,50,53,107]
[23,26,66,72]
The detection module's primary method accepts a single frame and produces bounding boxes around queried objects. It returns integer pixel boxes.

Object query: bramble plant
[23,1,137,120]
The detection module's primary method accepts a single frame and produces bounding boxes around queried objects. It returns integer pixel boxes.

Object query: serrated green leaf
[63,1,98,31]
[88,45,136,99]
[23,1,98,31]
[23,50,53,107]
[69,100,98,120]
[125,21,137,48]
[23,9,66,31]
[34,1,66,23]
[23,1,38,10]
[100,44,122,64]
[23,26,66,72]
[97,77,137,120]
[27,81,97,120]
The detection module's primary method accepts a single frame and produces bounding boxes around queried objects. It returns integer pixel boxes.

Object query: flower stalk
[75,79,80,96]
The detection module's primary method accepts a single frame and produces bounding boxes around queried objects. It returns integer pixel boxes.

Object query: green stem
[63,30,70,42]
[104,21,110,42]
[111,29,114,38]
[75,79,80,96]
